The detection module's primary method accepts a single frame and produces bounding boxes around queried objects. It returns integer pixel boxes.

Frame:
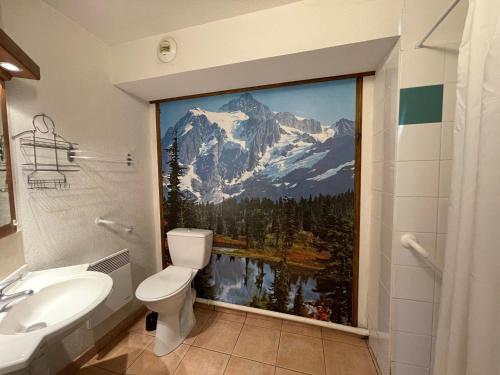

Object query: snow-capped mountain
[161,93,355,203]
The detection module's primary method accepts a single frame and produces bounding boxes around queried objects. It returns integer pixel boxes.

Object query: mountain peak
[332,118,355,137]
[219,93,273,121]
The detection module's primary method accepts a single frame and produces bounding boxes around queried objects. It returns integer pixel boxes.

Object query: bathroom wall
[0,232,25,279]
[110,0,402,89]
[0,0,158,372]
[367,0,467,374]
[368,43,400,375]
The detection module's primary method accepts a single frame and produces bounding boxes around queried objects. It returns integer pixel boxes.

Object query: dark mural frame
[153,72,373,327]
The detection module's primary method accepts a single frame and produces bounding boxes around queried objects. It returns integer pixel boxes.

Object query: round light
[0,62,21,72]
[157,37,177,63]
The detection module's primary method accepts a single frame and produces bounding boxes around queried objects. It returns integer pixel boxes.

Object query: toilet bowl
[135,228,212,356]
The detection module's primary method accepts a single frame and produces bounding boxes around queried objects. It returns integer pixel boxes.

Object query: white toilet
[135,228,213,356]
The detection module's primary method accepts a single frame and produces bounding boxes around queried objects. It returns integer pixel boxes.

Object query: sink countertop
[0,264,112,374]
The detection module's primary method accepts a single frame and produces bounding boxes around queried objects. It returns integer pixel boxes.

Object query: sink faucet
[0,274,34,313]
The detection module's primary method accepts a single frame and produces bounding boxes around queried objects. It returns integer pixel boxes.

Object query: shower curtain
[433,0,500,374]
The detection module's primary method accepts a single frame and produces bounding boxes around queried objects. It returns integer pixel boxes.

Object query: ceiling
[42,0,301,45]
[117,37,398,102]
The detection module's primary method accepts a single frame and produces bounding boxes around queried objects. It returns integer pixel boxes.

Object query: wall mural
[158,78,359,325]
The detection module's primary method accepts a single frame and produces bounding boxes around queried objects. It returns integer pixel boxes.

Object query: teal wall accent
[399,85,443,125]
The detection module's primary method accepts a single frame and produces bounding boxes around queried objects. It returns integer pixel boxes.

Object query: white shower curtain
[433,0,500,374]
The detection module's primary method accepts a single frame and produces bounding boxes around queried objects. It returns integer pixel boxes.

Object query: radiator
[86,249,133,329]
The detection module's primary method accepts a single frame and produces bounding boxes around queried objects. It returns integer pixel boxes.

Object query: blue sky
[159,78,356,137]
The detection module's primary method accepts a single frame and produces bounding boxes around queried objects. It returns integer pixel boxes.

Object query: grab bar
[400,233,442,276]
[95,217,133,233]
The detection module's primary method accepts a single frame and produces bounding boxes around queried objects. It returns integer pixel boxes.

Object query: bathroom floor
[77,305,377,375]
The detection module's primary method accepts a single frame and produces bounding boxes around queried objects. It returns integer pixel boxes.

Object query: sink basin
[0,273,111,336]
[0,266,113,374]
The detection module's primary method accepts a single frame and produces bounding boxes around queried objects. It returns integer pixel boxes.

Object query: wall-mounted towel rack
[68,150,133,166]
[95,217,133,233]
[400,233,442,276]
[11,114,80,189]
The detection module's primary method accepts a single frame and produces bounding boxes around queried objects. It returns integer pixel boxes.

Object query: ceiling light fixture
[0,62,21,72]
[157,37,177,63]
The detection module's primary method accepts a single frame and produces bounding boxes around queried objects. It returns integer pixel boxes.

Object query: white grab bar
[400,233,442,276]
[95,217,133,233]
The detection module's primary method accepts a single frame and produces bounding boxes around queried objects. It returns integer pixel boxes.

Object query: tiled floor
[77,305,377,375]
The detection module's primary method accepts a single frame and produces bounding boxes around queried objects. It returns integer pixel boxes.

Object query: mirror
[0,81,16,237]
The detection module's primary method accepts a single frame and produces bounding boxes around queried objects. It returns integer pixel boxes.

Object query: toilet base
[153,288,196,356]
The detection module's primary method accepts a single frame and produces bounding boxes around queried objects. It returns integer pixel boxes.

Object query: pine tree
[282,196,297,254]
[165,134,185,231]
[269,261,291,313]
[293,284,307,316]
[271,209,281,249]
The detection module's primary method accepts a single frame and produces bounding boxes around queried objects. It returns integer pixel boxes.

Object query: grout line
[321,336,328,375]
[230,319,245,356]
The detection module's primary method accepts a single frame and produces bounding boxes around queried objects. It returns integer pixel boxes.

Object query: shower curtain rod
[415,0,463,48]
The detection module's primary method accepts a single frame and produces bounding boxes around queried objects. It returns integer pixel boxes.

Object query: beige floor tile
[173,346,229,375]
[321,328,367,347]
[224,356,275,375]
[76,366,116,375]
[277,332,325,375]
[233,325,280,364]
[245,314,283,330]
[192,319,243,354]
[275,368,308,375]
[282,321,322,338]
[184,309,217,345]
[125,343,189,374]
[89,332,153,374]
[215,311,246,323]
[128,312,155,337]
[323,340,377,375]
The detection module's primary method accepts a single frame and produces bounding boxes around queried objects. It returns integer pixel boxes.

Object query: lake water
[196,252,320,310]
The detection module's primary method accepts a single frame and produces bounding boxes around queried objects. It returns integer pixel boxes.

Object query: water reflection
[194,252,352,324]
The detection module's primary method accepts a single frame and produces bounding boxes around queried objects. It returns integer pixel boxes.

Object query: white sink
[0,265,113,374]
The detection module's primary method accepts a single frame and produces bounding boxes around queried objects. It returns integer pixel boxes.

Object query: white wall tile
[439,160,452,197]
[382,193,395,228]
[396,197,438,233]
[440,122,454,159]
[394,265,435,302]
[394,231,437,267]
[432,302,440,337]
[378,283,392,333]
[442,83,457,122]
[437,198,449,233]
[381,254,392,291]
[434,278,442,303]
[392,331,432,367]
[444,46,459,83]
[396,161,439,197]
[397,124,441,161]
[373,161,384,191]
[384,129,397,161]
[392,362,430,375]
[392,299,433,335]
[383,161,396,194]
[381,224,394,260]
[400,48,445,88]
[373,130,384,162]
[436,234,447,270]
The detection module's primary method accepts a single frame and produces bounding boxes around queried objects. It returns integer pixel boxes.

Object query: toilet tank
[167,228,213,269]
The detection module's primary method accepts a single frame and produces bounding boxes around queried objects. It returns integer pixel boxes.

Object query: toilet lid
[136,266,194,301]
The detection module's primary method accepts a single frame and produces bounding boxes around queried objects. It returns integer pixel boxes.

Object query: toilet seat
[136,266,194,302]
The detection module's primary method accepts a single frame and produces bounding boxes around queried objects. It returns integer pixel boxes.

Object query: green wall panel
[399,85,443,125]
